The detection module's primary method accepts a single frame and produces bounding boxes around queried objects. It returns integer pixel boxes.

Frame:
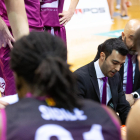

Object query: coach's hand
[0,17,15,49]
[59,10,74,26]
[125,94,135,106]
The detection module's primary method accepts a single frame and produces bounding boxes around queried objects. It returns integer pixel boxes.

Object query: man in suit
[94,19,140,106]
[74,38,130,124]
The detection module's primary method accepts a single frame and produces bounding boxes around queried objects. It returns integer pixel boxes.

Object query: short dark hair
[10,32,81,111]
[101,38,128,58]
[134,28,140,51]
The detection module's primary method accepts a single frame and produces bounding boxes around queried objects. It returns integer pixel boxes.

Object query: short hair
[134,28,140,51]
[100,38,128,58]
[10,32,81,111]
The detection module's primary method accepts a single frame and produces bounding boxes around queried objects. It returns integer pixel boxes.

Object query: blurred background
[64,0,140,71]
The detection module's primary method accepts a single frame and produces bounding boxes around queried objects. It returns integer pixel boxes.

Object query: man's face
[122,30,136,55]
[100,50,126,77]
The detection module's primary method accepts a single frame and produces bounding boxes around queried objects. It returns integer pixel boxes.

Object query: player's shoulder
[80,99,121,126]
[5,98,39,111]
[131,100,140,113]
[80,99,108,114]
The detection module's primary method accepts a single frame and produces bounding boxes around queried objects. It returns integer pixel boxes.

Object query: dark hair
[101,38,128,58]
[134,28,140,51]
[10,32,81,111]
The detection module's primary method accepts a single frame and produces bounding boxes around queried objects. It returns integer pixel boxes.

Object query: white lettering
[39,105,87,121]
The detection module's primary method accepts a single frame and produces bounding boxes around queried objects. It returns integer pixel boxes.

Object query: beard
[124,37,136,55]
[101,61,117,77]
[129,50,137,55]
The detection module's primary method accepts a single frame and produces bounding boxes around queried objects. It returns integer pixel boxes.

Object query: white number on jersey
[35,124,104,140]
[83,124,104,140]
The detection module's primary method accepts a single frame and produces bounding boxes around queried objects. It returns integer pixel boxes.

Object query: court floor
[67,0,140,71]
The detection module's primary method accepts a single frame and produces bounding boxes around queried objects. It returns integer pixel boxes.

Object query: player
[0,0,43,96]
[0,32,122,140]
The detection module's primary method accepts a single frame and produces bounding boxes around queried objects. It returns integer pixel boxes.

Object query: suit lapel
[134,59,140,90]
[108,77,117,106]
[88,61,100,101]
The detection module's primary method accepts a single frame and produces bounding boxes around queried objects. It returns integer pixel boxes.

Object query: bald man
[126,28,140,140]
[94,19,140,106]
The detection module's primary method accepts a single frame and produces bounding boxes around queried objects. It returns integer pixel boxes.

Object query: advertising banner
[64,0,112,29]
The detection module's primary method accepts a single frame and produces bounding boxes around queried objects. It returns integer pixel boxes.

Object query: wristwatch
[131,92,140,99]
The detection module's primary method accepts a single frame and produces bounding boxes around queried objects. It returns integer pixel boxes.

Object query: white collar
[94,60,105,79]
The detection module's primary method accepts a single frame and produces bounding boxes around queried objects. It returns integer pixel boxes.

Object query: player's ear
[122,32,125,41]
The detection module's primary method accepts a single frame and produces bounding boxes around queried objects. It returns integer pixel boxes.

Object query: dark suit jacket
[74,61,130,124]
[94,37,140,95]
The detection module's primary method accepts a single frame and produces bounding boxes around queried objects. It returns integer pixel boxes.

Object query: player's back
[1,97,121,140]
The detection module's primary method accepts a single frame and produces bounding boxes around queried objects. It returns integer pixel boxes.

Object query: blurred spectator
[107,0,115,19]
[116,0,121,10]
[121,0,129,19]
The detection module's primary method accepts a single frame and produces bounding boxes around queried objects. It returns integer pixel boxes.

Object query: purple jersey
[0,0,44,96]
[0,0,43,30]
[41,0,64,27]
[1,98,121,140]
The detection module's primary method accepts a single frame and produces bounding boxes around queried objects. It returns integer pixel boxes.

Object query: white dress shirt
[94,60,112,105]
[123,55,136,93]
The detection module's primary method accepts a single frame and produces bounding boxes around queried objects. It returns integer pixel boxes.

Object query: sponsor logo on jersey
[39,105,87,121]
[75,8,105,14]
[41,0,58,8]
[0,77,6,93]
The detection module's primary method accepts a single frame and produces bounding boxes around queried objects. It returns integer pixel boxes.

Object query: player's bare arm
[126,100,140,140]
[4,0,29,41]
[59,0,79,26]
